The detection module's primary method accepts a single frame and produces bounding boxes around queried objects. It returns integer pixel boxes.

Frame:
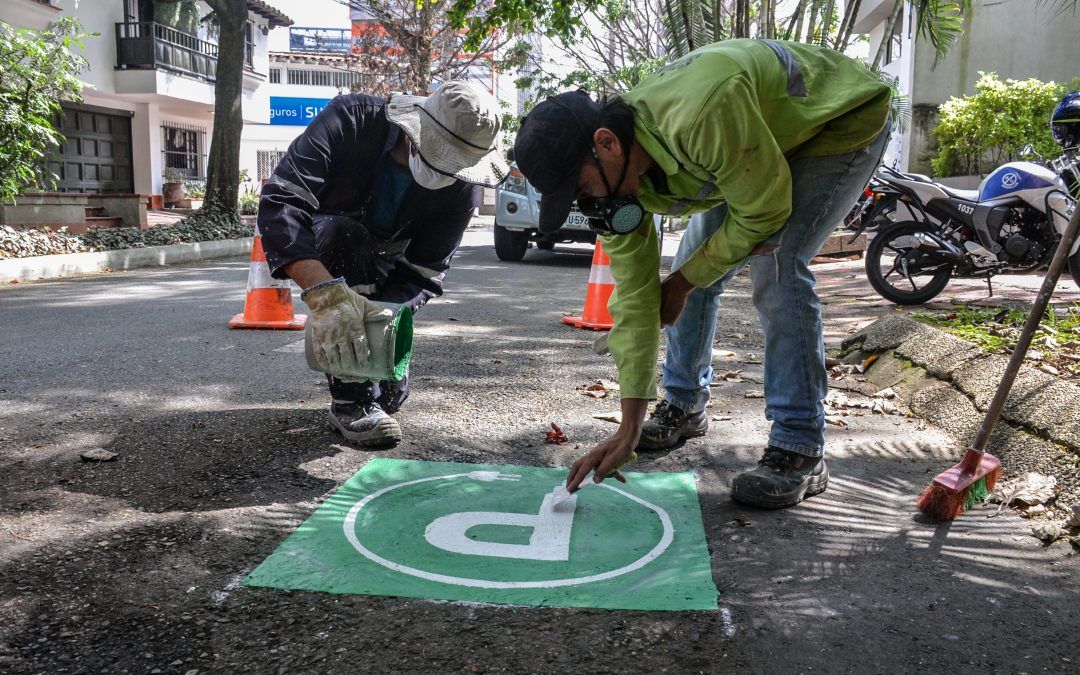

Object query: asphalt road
[1,231,1077,673]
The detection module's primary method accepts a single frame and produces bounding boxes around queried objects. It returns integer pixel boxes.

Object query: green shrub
[0,207,252,259]
[237,183,260,215]
[183,179,206,199]
[932,72,1080,177]
[0,18,90,204]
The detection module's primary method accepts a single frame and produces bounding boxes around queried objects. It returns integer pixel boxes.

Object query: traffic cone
[229,229,307,330]
[562,240,614,330]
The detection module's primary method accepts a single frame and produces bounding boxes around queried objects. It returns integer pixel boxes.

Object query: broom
[917,196,1080,521]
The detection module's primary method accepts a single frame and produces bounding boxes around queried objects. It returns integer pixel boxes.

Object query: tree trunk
[871,0,903,70]
[834,0,863,50]
[785,0,807,40]
[203,0,247,213]
[804,0,820,43]
[821,0,836,45]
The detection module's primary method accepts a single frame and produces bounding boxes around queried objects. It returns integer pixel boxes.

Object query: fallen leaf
[873,387,897,399]
[711,415,732,422]
[825,416,848,428]
[1031,521,1063,542]
[592,412,621,424]
[713,349,737,359]
[1039,364,1061,376]
[80,448,118,462]
[1067,503,1080,528]
[989,472,1058,509]
[544,422,568,445]
[711,370,744,384]
[577,379,620,399]
[744,390,765,399]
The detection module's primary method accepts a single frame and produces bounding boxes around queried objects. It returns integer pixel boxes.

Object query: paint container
[304,300,413,382]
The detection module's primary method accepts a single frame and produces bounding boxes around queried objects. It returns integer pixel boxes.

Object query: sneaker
[637,399,709,451]
[328,401,402,447]
[731,447,829,509]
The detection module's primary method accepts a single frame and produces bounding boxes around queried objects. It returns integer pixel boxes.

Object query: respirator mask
[578,147,644,236]
[408,149,457,190]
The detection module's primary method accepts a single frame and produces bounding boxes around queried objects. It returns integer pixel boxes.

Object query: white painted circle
[342,473,674,589]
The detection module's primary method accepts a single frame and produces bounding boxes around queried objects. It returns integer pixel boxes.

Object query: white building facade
[853,0,1080,175]
[1,0,291,205]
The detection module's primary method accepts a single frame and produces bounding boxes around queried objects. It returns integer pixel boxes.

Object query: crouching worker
[514,39,890,507]
[259,81,507,447]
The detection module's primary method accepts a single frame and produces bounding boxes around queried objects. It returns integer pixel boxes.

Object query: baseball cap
[513,90,601,232]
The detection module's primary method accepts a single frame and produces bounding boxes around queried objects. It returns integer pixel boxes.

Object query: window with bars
[269,67,281,83]
[284,67,364,89]
[162,123,204,178]
[257,150,286,180]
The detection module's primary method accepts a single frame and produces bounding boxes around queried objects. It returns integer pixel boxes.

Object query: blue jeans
[662,129,889,457]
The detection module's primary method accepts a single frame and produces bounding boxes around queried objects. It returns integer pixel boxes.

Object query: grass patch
[912,304,1080,380]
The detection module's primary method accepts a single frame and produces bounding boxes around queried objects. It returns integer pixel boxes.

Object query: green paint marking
[244,459,718,611]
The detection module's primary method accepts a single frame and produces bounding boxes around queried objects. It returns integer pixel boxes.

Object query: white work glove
[302,280,392,376]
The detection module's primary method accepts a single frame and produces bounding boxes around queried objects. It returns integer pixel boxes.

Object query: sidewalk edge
[0,237,255,283]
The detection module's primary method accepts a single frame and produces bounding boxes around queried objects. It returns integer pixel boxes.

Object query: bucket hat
[387,80,509,188]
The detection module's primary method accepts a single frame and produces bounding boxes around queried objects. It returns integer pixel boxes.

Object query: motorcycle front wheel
[865,221,955,305]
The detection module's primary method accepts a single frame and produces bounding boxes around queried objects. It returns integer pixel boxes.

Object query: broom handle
[968,198,1080,460]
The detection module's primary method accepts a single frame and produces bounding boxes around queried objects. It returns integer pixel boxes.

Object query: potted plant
[162,168,186,208]
[183,179,206,209]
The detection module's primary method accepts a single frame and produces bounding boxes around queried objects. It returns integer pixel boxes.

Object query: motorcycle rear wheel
[865,221,955,305]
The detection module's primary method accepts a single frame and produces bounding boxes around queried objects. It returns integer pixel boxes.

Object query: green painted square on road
[244,459,718,611]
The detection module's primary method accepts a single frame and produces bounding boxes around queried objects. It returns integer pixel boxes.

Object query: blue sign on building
[269,97,333,126]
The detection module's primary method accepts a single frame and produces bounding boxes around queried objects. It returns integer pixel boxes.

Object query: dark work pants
[311,214,409,412]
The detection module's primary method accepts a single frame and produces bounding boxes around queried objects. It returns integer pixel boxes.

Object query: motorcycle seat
[940,185,980,201]
[888,169,981,202]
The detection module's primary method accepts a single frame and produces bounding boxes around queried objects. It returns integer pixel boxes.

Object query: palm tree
[662,0,973,62]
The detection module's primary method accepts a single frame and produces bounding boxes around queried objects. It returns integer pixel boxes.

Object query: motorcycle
[860,148,1080,304]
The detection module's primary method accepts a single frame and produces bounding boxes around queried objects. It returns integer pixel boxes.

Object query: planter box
[0,237,254,283]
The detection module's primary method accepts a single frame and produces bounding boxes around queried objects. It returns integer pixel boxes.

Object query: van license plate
[564,213,589,228]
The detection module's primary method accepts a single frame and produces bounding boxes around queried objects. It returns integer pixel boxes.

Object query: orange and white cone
[228,229,307,330]
[562,240,614,330]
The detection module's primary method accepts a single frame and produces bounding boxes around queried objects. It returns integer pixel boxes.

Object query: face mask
[578,195,646,235]
[409,151,456,190]
[580,147,644,235]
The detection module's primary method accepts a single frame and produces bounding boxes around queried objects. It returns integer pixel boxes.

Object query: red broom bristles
[916,466,1002,521]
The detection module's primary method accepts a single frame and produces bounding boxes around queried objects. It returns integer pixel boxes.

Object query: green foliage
[162,167,186,183]
[0,18,90,205]
[911,0,971,67]
[237,183,261,215]
[0,206,251,259]
[449,0,605,52]
[183,179,206,199]
[154,0,201,34]
[913,304,1080,361]
[932,72,1079,177]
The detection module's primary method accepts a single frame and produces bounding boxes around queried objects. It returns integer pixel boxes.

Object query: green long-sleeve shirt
[605,39,890,400]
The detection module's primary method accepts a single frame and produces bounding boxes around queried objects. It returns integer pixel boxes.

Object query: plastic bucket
[304,300,413,382]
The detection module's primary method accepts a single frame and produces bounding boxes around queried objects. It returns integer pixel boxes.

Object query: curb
[0,237,254,284]
[843,314,1080,506]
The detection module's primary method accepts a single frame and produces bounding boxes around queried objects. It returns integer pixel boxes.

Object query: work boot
[328,400,401,447]
[637,400,708,451]
[731,447,829,509]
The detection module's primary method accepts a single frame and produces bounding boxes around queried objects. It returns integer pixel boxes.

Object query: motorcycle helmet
[1051,91,1080,149]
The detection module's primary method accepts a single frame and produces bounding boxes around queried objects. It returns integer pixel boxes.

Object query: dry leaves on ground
[544,422,568,445]
[577,379,620,399]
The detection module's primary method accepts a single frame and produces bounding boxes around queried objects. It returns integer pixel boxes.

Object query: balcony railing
[115,22,255,83]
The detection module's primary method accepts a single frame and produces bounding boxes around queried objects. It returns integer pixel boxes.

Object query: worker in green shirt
[514,39,890,508]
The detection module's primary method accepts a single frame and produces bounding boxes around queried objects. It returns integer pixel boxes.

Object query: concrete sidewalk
[805,254,1080,521]
[811,256,1080,349]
